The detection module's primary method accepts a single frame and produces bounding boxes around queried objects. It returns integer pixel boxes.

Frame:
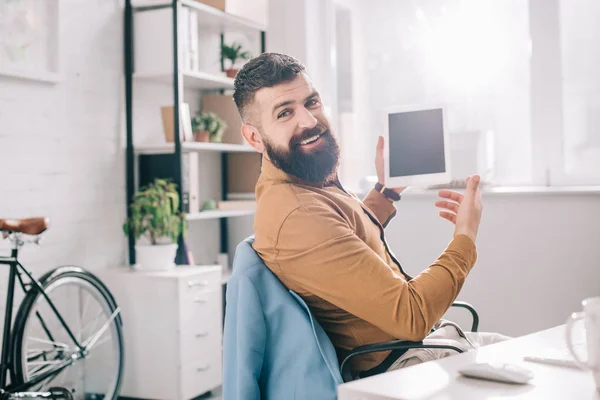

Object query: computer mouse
[458,362,534,384]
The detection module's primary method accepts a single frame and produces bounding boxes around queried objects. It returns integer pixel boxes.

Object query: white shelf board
[187,209,256,220]
[136,141,256,154]
[132,0,265,34]
[181,0,266,33]
[134,70,234,90]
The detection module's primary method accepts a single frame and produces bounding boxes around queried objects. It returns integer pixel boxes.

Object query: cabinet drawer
[179,327,221,366]
[180,352,222,400]
[179,289,221,331]
[179,270,221,299]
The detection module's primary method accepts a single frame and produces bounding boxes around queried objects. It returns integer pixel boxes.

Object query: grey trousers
[387,321,512,371]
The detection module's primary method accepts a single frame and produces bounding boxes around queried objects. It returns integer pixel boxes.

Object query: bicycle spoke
[78,288,92,342]
[28,362,50,377]
[80,286,92,322]
[27,360,66,366]
[83,308,120,351]
[85,335,112,353]
[28,348,62,354]
[80,310,105,340]
[35,310,58,347]
[28,337,71,349]
[27,347,65,363]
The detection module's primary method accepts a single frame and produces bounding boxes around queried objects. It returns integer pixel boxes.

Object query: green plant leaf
[122,178,185,244]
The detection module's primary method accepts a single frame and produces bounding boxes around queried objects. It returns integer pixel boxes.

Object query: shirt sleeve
[362,189,397,227]
[272,202,477,341]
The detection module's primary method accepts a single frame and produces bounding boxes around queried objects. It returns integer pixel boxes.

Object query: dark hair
[233,53,306,120]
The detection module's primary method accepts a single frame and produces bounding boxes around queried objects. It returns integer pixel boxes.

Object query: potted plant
[191,111,228,143]
[123,178,186,271]
[221,42,251,78]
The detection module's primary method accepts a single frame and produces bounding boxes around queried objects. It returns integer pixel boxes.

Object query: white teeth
[300,134,320,145]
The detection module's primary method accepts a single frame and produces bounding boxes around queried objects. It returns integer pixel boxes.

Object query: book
[188,10,199,72]
[217,200,257,211]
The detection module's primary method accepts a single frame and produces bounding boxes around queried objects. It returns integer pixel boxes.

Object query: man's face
[246,74,340,184]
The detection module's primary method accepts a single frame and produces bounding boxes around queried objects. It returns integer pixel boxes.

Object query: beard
[263,124,341,184]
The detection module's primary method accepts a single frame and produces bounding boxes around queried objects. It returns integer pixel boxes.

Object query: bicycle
[0,218,124,400]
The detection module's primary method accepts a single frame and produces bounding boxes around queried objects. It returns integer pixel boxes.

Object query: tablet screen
[388,108,446,177]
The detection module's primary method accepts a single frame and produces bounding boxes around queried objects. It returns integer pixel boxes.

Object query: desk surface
[338,325,599,399]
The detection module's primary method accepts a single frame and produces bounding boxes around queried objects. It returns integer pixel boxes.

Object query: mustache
[290,125,329,148]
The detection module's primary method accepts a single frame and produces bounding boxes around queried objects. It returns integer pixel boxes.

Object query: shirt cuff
[363,189,397,228]
[446,234,478,271]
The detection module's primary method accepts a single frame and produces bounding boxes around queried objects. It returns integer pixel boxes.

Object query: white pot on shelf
[135,243,177,271]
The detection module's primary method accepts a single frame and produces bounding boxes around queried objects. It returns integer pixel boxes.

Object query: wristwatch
[374,182,401,202]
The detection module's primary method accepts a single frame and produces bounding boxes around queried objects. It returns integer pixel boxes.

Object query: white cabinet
[98,265,223,400]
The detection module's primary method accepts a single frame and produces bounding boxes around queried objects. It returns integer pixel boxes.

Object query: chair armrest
[341,340,464,382]
[451,301,479,332]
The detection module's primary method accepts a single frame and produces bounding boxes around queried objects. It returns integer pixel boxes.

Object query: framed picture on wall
[0,0,61,84]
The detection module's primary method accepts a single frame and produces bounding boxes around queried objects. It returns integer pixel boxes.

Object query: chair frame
[340,301,479,382]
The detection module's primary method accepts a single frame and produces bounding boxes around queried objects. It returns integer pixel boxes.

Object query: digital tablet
[383,104,452,187]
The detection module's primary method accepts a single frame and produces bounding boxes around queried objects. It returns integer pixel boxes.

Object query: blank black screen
[388,109,446,177]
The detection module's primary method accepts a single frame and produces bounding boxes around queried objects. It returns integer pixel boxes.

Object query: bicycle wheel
[11,267,124,400]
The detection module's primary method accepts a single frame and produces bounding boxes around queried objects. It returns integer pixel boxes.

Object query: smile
[299,133,322,146]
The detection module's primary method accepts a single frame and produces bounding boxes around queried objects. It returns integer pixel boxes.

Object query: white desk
[338,325,599,399]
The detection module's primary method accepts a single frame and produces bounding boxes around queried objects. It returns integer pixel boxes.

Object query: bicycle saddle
[0,217,49,235]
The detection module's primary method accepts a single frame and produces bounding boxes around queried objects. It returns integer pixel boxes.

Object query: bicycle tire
[11,266,124,400]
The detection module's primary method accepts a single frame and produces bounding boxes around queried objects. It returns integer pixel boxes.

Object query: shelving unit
[124,0,265,266]
[123,1,265,397]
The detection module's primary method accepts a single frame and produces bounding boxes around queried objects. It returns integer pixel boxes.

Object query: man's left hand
[375,135,406,193]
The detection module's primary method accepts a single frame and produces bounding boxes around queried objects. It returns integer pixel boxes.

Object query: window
[556,0,600,185]
[348,0,600,188]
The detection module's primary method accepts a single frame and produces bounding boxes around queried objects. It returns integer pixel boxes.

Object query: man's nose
[297,107,318,130]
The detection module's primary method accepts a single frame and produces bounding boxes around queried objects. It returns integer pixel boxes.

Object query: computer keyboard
[523,342,586,369]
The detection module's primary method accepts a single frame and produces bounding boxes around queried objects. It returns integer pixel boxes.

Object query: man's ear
[241,123,265,153]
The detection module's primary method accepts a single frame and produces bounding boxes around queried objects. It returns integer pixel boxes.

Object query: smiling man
[233,53,495,376]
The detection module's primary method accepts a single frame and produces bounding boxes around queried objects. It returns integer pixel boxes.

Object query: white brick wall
[0,0,126,316]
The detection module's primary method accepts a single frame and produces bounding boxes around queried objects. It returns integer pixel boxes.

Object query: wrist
[454,230,476,243]
[374,182,401,202]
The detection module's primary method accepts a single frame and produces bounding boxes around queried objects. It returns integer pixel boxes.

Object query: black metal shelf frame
[124,0,266,265]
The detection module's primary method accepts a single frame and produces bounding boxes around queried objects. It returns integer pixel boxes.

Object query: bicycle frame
[0,247,84,393]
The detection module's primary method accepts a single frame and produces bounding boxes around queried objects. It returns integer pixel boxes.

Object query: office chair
[223,237,481,399]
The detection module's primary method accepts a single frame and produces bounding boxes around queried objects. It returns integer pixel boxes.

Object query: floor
[197,387,222,399]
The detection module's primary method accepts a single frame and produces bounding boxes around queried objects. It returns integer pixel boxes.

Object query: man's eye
[306,99,320,107]
[278,110,291,119]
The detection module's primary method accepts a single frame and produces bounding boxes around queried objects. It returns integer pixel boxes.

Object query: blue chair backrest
[223,236,343,400]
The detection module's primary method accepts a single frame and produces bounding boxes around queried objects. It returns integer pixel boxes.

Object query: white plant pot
[135,243,177,271]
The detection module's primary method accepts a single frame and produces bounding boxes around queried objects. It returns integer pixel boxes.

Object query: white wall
[0,0,126,338]
[387,190,600,336]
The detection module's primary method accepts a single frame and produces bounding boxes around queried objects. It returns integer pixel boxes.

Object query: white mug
[566,296,600,392]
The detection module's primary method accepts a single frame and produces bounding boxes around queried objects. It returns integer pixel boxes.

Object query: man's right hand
[434,175,483,242]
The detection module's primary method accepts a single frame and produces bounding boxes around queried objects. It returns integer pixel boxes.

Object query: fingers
[438,189,464,203]
[467,174,481,194]
[439,211,457,224]
[377,135,384,152]
[435,200,459,213]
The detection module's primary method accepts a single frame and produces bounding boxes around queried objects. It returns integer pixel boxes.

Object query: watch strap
[374,182,401,202]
